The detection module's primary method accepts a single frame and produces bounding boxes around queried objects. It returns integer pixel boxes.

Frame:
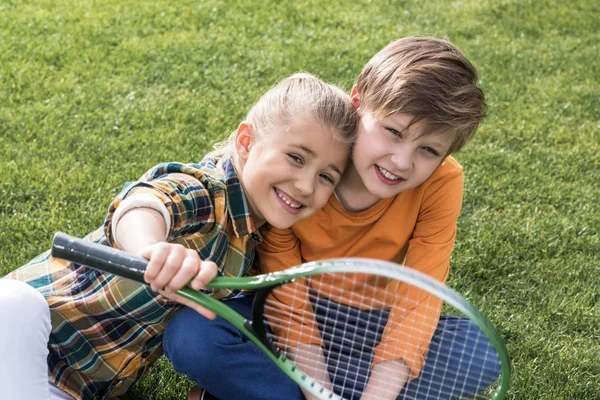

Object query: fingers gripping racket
[51,232,510,400]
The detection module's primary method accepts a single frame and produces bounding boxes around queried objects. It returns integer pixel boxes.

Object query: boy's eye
[287,154,303,165]
[422,147,441,157]
[385,127,401,136]
[319,173,335,184]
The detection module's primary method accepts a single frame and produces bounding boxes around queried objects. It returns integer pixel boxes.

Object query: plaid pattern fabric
[5,157,261,399]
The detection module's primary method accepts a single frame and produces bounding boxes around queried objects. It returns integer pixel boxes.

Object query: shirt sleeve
[103,162,217,248]
[373,163,464,379]
[257,228,323,349]
[257,227,302,273]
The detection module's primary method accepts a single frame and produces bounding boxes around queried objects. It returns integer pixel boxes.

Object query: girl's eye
[288,154,303,165]
[319,173,335,184]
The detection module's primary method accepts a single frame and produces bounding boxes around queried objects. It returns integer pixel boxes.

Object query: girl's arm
[106,163,224,318]
[115,206,218,319]
[105,163,218,246]
[113,204,167,253]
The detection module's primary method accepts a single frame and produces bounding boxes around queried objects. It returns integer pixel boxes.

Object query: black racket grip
[51,232,148,284]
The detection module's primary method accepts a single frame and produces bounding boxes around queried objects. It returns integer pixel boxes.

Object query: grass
[1,0,598,398]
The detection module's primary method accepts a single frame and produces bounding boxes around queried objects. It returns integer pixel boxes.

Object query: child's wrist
[112,194,170,249]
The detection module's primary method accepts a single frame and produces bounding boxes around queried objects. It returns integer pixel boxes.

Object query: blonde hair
[208,73,358,158]
[356,37,486,154]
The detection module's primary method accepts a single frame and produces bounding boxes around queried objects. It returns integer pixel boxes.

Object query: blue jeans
[164,293,501,400]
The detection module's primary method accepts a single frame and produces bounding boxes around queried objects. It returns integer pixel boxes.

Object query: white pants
[0,279,75,400]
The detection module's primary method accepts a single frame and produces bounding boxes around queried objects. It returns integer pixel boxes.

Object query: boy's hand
[288,343,333,400]
[360,359,410,400]
[140,242,218,319]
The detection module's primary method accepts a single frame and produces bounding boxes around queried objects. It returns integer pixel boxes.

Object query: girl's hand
[140,242,218,319]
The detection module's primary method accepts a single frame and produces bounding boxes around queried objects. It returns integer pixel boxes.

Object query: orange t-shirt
[257,156,464,379]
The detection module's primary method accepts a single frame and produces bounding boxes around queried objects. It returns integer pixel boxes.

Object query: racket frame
[51,232,510,399]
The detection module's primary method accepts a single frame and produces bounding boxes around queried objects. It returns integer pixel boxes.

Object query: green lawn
[1,0,598,398]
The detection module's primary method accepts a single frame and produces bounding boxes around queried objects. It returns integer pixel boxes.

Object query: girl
[0,73,357,400]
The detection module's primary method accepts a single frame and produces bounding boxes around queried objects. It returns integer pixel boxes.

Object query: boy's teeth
[378,166,400,180]
[277,190,301,208]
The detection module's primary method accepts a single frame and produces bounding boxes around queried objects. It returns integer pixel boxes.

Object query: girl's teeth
[277,191,301,208]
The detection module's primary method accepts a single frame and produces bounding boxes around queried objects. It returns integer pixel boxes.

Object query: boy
[164,37,501,399]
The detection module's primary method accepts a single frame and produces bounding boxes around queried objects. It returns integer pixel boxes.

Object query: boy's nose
[390,150,413,171]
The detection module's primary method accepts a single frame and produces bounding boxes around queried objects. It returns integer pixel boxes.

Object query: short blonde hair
[210,73,358,158]
[356,37,486,154]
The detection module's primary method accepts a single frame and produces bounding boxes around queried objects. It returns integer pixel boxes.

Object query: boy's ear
[350,85,360,110]
[234,122,253,160]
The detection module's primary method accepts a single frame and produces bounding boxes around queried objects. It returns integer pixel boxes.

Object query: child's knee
[0,279,50,331]
[164,307,219,367]
[466,323,503,383]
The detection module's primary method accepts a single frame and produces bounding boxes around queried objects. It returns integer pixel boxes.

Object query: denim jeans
[164,292,501,400]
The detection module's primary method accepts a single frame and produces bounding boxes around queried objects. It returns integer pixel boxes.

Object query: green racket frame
[51,233,510,399]
[185,259,510,400]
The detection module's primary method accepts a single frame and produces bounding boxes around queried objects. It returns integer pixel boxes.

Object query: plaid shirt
[6,157,262,399]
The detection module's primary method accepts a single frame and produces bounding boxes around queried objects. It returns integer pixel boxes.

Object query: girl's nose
[293,173,316,196]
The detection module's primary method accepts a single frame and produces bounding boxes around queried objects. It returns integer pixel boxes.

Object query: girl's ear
[234,121,253,160]
[350,85,360,110]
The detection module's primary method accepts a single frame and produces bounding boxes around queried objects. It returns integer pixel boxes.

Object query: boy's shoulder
[407,155,464,203]
[423,156,464,188]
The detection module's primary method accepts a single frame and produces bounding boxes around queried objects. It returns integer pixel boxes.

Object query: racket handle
[51,232,148,284]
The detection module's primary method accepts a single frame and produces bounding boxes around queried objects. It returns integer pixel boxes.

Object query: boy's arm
[257,227,323,346]
[287,343,333,400]
[374,161,464,379]
[256,226,302,273]
[361,359,410,400]
[258,228,333,397]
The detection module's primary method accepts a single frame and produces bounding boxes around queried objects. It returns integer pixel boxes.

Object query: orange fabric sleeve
[373,161,464,378]
[258,228,323,349]
[256,227,301,273]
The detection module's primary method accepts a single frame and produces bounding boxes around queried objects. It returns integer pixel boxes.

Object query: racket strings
[264,304,385,353]
[262,270,502,400]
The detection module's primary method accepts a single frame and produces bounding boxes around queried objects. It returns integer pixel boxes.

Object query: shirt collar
[215,157,261,241]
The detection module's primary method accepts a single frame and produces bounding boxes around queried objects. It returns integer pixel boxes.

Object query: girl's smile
[236,119,350,229]
[274,188,306,214]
